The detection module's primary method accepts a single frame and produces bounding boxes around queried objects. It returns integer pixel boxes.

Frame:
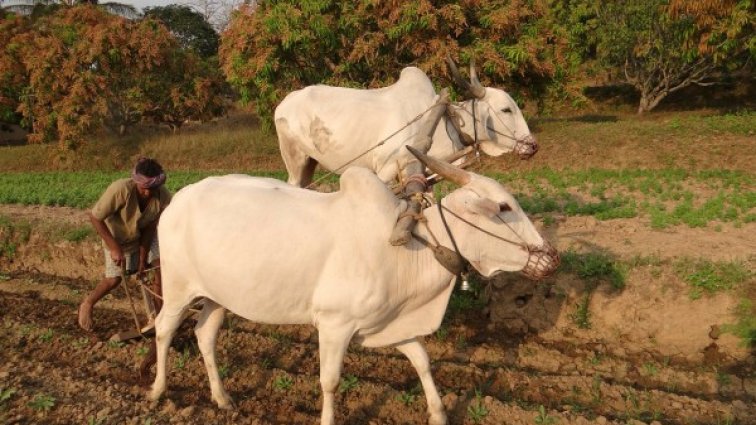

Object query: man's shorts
[103,237,159,278]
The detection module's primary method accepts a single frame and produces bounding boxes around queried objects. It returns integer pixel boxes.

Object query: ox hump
[339,167,399,207]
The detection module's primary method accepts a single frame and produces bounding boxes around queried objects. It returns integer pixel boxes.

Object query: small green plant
[676,259,751,299]
[260,357,273,369]
[455,334,468,350]
[63,226,93,242]
[219,364,230,379]
[87,416,104,425]
[136,346,149,357]
[642,362,658,376]
[716,371,732,386]
[38,328,54,342]
[174,347,191,369]
[0,387,16,405]
[590,375,603,405]
[28,394,56,411]
[570,294,591,329]
[721,298,756,348]
[273,374,293,391]
[397,384,421,406]
[72,337,89,349]
[467,391,489,424]
[534,405,557,425]
[588,352,603,365]
[107,339,125,349]
[435,325,449,341]
[561,251,625,290]
[338,374,359,393]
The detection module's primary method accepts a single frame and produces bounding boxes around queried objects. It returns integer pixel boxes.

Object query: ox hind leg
[194,299,234,409]
[317,320,355,425]
[395,337,447,425]
[148,291,193,402]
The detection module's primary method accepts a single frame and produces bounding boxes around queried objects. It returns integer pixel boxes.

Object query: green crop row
[1,168,753,229]
[0,171,288,209]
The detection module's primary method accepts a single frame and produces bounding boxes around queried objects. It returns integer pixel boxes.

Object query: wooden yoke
[389,89,450,246]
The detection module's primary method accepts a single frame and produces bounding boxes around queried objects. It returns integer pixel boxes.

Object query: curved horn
[468,59,486,99]
[406,145,471,186]
[445,55,473,98]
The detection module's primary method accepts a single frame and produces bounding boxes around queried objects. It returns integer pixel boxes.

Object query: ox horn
[445,55,485,100]
[406,145,471,186]
[468,59,486,99]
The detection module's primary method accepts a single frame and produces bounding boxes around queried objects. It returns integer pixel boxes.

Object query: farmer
[78,157,172,332]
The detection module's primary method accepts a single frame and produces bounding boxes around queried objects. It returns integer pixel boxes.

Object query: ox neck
[411,202,471,277]
[447,101,481,146]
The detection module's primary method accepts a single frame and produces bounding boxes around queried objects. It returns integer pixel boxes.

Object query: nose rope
[439,202,528,249]
[438,202,560,280]
[451,102,519,147]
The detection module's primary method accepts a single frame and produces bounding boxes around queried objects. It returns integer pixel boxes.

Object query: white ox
[274,61,538,187]
[148,148,559,425]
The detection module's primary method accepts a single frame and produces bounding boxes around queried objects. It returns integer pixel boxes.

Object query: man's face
[136,185,153,199]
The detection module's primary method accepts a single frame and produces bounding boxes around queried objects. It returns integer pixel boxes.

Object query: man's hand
[109,246,125,267]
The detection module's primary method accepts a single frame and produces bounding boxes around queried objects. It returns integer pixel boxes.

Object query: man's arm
[89,212,124,266]
[138,218,159,273]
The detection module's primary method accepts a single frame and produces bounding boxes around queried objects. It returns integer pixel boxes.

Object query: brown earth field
[1,93,755,425]
[0,200,754,425]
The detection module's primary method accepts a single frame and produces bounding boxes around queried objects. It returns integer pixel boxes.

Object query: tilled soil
[1,206,755,425]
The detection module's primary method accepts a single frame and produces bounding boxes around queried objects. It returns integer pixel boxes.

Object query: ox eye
[501,107,512,113]
[499,202,512,212]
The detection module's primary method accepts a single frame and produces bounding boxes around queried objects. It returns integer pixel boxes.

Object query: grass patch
[675,259,752,299]
[722,298,756,348]
[0,214,31,259]
[560,251,626,290]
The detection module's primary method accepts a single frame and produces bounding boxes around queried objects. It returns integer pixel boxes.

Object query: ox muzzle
[520,240,559,280]
[515,134,539,160]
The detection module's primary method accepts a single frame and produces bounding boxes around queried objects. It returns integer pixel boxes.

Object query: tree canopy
[0,5,225,147]
[593,0,754,113]
[144,4,220,58]
[220,0,569,126]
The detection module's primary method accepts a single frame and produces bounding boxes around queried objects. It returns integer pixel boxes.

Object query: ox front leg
[194,299,235,410]
[317,323,354,425]
[149,306,188,402]
[395,337,447,425]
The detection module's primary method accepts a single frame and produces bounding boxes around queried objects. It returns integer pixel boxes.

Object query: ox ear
[467,197,500,218]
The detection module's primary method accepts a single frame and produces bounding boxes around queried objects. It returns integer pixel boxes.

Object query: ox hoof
[147,388,163,402]
[429,412,447,425]
[214,396,236,410]
[389,230,411,246]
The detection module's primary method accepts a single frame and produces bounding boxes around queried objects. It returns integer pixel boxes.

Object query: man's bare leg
[78,276,121,331]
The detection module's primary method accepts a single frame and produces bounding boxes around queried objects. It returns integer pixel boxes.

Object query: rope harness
[411,199,560,281]
[451,101,538,157]
[305,102,442,190]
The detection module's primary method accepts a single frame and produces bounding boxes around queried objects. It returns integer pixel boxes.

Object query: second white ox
[275,61,538,187]
[149,148,559,425]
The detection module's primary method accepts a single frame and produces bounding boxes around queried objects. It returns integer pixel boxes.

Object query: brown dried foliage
[3,5,224,147]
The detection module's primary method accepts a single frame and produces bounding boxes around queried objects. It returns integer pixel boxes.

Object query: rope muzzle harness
[411,198,560,282]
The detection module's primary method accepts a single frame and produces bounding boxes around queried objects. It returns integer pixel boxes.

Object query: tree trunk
[637,90,666,114]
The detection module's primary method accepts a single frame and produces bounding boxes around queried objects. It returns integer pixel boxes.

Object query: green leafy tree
[220,0,567,126]
[595,0,754,113]
[143,5,220,58]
